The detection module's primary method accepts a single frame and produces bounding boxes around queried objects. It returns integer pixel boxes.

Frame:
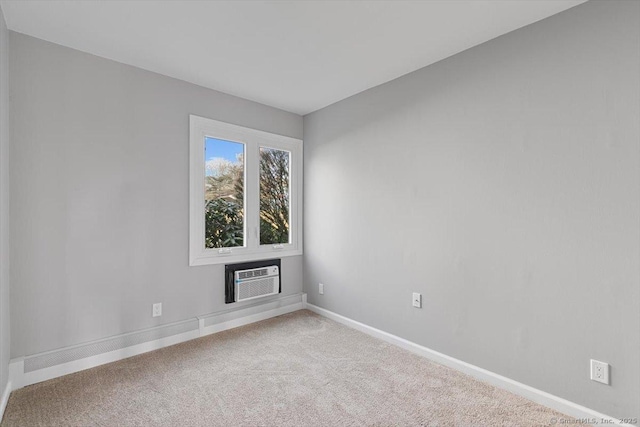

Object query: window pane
[260,147,290,245]
[204,137,244,249]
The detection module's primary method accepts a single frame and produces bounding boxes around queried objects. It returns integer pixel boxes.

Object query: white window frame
[189,115,302,266]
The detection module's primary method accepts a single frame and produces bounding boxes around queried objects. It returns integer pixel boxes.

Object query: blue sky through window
[205,137,244,176]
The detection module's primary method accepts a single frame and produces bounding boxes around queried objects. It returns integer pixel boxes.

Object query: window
[190,115,302,265]
[260,147,290,246]
[205,137,245,249]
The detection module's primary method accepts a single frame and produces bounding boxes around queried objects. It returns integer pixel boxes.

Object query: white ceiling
[1,0,586,115]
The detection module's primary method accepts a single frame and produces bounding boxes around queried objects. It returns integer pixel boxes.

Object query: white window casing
[189,115,303,266]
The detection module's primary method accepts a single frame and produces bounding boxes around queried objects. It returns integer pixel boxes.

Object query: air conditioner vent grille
[238,277,277,300]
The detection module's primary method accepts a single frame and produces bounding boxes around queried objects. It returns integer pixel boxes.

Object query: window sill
[189,248,303,266]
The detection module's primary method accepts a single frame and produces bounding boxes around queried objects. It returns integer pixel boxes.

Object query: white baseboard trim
[305,303,630,426]
[13,329,201,390]
[9,293,306,391]
[199,299,303,337]
[0,380,11,421]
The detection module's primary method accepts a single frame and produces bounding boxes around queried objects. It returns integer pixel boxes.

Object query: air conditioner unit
[234,265,280,302]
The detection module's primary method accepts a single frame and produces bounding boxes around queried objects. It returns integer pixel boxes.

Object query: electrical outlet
[152,303,162,317]
[590,359,609,385]
[412,292,422,308]
[319,283,324,295]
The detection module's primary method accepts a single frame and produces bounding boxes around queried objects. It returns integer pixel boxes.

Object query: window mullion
[245,139,260,251]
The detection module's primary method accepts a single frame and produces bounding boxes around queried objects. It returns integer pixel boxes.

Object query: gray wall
[0,5,10,395]
[304,0,639,419]
[9,33,303,358]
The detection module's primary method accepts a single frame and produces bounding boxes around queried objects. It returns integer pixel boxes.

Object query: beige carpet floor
[2,310,571,426]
